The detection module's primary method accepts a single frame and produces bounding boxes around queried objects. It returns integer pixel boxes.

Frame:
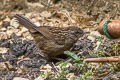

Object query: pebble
[16,27,28,36]
[10,18,20,28]
[66,73,75,78]
[87,36,95,42]
[25,13,32,18]
[2,21,10,28]
[34,22,41,27]
[21,27,28,32]
[6,29,14,37]
[0,27,7,31]
[0,32,8,40]
[83,28,91,33]
[40,11,51,18]
[35,76,44,80]
[26,35,34,40]
[94,41,101,50]
[4,17,10,22]
[13,77,29,80]
[0,48,8,53]
[90,31,101,37]
[87,31,102,42]
[66,63,73,68]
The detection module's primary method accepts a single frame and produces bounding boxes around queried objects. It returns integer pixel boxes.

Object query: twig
[51,62,59,72]
[84,56,120,62]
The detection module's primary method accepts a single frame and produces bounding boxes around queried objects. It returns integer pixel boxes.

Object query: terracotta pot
[98,19,120,39]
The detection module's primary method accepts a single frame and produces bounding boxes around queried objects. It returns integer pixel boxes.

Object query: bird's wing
[14,14,54,40]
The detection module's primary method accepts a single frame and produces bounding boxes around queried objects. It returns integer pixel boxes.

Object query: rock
[26,35,34,40]
[94,41,101,50]
[44,64,52,69]
[16,32,22,36]
[0,27,7,31]
[27,3,44,8]
[66,73,75,78]
[10,18,20,28]
[0,63,6,69]
[90,31,101,37]
[0,48,8,53]
[83,28,91,33]
[25,13,32,18]
[2,21,10,28]
[22,31,34,40]
[6,29,14,37]
[4,17,10,22]
[0,32,8,40]
[4,72,14,80]
[20,27,28,33]
[13,77,29,80]
[40,11,51,18]
[35,76,44,80]
[34,22,41,27]
[87,36,95,42]
[16,27,28,36]
[87,31,102,42]
[66,63,72,68]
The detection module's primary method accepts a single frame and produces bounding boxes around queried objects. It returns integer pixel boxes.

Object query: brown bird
[14,14,83,57]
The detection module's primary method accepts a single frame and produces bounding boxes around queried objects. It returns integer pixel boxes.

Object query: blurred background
[0,0,120,24]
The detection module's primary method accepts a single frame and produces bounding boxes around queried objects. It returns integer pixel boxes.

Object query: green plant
[77,71,92,80]
[55,51,92,80]
[112,43,119,56]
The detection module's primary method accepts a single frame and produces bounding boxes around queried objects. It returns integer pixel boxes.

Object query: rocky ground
[0,0,120,80]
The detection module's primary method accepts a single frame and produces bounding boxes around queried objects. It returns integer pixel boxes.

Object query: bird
[14,14,83,57]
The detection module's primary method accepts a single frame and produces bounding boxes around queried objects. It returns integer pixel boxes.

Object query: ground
[0,0,120,80]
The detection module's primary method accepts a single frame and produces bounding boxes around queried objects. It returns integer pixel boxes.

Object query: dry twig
[84,56,120,62]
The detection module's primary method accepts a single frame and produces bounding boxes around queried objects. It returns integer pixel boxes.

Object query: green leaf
[64,51,78,60]
[73,58,81,62]
[56,61,64,65]
[61,61,68,67]
[61,59,72,67]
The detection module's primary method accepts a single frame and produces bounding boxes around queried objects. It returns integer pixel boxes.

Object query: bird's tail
[14,14,54,40]
[14,14,37,31]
